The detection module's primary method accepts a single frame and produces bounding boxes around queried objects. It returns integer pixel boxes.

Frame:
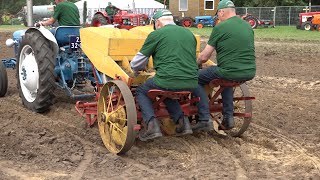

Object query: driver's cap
[153,9,172,20]
[217,0,235,10]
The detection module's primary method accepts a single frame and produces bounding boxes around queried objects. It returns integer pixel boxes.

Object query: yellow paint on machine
[80,25,202,83]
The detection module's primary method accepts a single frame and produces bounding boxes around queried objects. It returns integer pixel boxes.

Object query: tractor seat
[209,79,246,87]
[54,26,81,47]
[147,90,191,109]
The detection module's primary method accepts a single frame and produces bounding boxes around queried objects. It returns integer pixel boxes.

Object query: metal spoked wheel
[210,83,252,137]
[98,80,137,155]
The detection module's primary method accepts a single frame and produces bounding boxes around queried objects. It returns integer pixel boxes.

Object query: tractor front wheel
[197,22,204,29]
[0,61,8,97]
[98,80,137,155]
[91,13,109,27]
[17,30,56,113]
[301,21,312,31]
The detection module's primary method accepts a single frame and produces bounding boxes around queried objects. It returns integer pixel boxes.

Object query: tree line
[1,0,320,15]
[0,0,78,15]
[154,0,320,8]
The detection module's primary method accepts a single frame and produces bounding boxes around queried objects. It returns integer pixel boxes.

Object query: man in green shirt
[105,2,119,22]
[35,0,80,27]
[130,10,198,141]
[193,0,256,131]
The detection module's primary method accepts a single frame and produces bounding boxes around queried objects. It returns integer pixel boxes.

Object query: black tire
[17,30,56,113]
[244,15,258,29]
[91,13,108,27]
[181,17,193,28]
[316,24,320,31]
[301,21,312,31]
[0,61,8,97]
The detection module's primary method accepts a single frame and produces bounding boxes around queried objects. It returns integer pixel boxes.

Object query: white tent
[75,0,165,24]
[75,0,165,10]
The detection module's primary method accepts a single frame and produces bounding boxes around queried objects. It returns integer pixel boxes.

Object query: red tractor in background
[296,11,320,30]
[91,9,149,30]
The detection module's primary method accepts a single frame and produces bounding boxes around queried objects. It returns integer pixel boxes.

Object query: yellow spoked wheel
[210,84,252,137]
[98,80,137,154]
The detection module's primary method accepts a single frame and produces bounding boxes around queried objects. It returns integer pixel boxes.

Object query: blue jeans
[192,66,249,120]
[136,78,194,124]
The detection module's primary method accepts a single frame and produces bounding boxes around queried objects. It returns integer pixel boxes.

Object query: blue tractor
[194,15,217,28]
[3,26,105,112]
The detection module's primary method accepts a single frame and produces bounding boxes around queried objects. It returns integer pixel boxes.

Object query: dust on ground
[0,30,319,180]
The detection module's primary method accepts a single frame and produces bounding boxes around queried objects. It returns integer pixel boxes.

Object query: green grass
[0,25,319,42]
[189,26,320,42]
[0,25,26,31]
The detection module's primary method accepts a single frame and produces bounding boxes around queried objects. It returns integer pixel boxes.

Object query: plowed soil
[0,30,319,180]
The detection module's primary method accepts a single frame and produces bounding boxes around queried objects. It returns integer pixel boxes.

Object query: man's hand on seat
[34,22,43,28]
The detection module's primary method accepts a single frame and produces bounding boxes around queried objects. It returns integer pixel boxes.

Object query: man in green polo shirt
[193,0,256,131]
[35,0,80,27]
[105,2,120,22]
[130,9,198,141]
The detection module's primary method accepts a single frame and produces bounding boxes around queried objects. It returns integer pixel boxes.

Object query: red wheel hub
[183,20,192,27]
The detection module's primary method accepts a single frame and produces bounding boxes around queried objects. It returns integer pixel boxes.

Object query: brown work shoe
[139,118,163,141]
[191,119,213,132]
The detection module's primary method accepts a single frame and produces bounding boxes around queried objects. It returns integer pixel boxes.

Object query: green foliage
[0,0,80,15]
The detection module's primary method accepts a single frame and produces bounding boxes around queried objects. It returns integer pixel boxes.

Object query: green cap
[108,2,112,5]
[217,0,235,10]
[152,9,173,20]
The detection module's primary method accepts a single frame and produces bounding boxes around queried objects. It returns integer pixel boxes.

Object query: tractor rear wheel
[181,17,193,28]
[316,24,320,31]
[17,30,56,113]
[244,15,258,29]
[0,61,8,97]
[91,13,108,27]
[98,80,137,155]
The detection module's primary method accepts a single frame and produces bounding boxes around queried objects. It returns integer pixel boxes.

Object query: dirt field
[0,30,320,180]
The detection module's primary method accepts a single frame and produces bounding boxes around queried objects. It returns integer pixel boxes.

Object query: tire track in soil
[209,136,248,180]
[0,161,68,179]
[68,132,93,180]
[251,123,320,172]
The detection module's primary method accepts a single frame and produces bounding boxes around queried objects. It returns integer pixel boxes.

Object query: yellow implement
[80,26,209,154]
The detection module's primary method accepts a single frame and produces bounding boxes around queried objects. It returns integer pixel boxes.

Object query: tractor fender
[25,27,59,56]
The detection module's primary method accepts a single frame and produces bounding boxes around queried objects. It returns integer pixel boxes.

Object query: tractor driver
[192,0,256,131]
[105,2,120,23]
[130,10,199,141]
[35,0,80,27]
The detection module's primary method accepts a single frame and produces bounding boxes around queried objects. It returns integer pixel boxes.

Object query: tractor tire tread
[0,61,8,97]
[17,30,56,113]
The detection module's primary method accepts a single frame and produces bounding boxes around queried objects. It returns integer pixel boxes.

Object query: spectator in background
[35,0,80,27]
[105,2,120,23]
